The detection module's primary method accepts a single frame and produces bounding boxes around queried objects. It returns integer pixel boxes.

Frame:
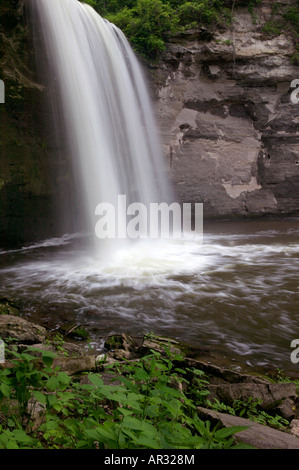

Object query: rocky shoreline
[1,299,299,449]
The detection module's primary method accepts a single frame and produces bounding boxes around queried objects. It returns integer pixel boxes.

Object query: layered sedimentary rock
[152,1,299,218]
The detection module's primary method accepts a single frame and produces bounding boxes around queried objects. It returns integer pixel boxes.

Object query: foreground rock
[0,314,46,344]
[198,407,299,449]
[207,383,297,419]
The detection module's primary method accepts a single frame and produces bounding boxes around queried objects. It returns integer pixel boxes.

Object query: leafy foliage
[80,0,232,58]
[106,0,177,58]
[206,396,289,431]
[79,0,299,60]
[0,344,248,449]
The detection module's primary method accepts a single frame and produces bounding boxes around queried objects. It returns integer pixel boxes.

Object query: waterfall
[31,0,171,255]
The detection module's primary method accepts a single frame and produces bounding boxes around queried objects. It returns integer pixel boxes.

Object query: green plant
[177,1,220,28]
[81,0,235,59]
[65,350,248,449]
[206,393,290,431]
[291,51,299,65]
[206,398,236,415]
[210,396,289,430]
[284,6,299,36]
[1,347,54,420]
[0,345,248,449]
[46,333,69,357]
[232,396,262,418]
[262,20,282,37]
[107,0,178,59]
[0,426,41,449]
[252,411,289,430]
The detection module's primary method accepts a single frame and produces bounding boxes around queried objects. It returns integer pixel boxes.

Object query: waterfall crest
[32,0,170,254]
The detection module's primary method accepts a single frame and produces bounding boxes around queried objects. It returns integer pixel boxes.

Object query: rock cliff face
[152,0,299,218]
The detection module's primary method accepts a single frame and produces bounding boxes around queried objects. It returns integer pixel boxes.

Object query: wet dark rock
[104,334,140,360]
[57,323,90,341]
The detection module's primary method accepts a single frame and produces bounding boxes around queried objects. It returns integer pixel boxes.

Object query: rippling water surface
[1,218,298,373]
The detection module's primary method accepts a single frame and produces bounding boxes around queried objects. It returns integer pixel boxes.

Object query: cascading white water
[32,0,171,255]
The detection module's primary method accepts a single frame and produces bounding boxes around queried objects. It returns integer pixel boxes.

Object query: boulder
[197,406,299,449]
[0,314,46,344]
[175,357,298,420]
[52,355,97,375]
[207,382,297,413]
[290,419,299,438]
[141,335,183,357]
[104,334,139,360]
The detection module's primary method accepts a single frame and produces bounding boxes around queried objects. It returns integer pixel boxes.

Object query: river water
[0,217,298,375]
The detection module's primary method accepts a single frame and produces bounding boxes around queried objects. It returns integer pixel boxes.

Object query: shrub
[106,0,178,58]
[0,344,249,449]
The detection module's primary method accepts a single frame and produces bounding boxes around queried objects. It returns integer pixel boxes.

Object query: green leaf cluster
[206,396,289,431]
[79,0,299,60]
[0,343,248,449]
[80,0,231,59]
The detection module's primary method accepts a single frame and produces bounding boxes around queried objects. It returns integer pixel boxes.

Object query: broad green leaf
[122,416,157,434]
[133,435,161,449]
[88,374,104,388]
[39,419,59,432]
[76,440,90,449]
[57,371,71,385]
[6,440,19,449]
[46,376,60,391]
[20,352,37,362]
[215,425,249,439]
[0,382,11,397]
[117,407,133,417]
[16,370,25,382]
[47,394,59,407]
[13,430,33,444]
[33,390,47,405]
